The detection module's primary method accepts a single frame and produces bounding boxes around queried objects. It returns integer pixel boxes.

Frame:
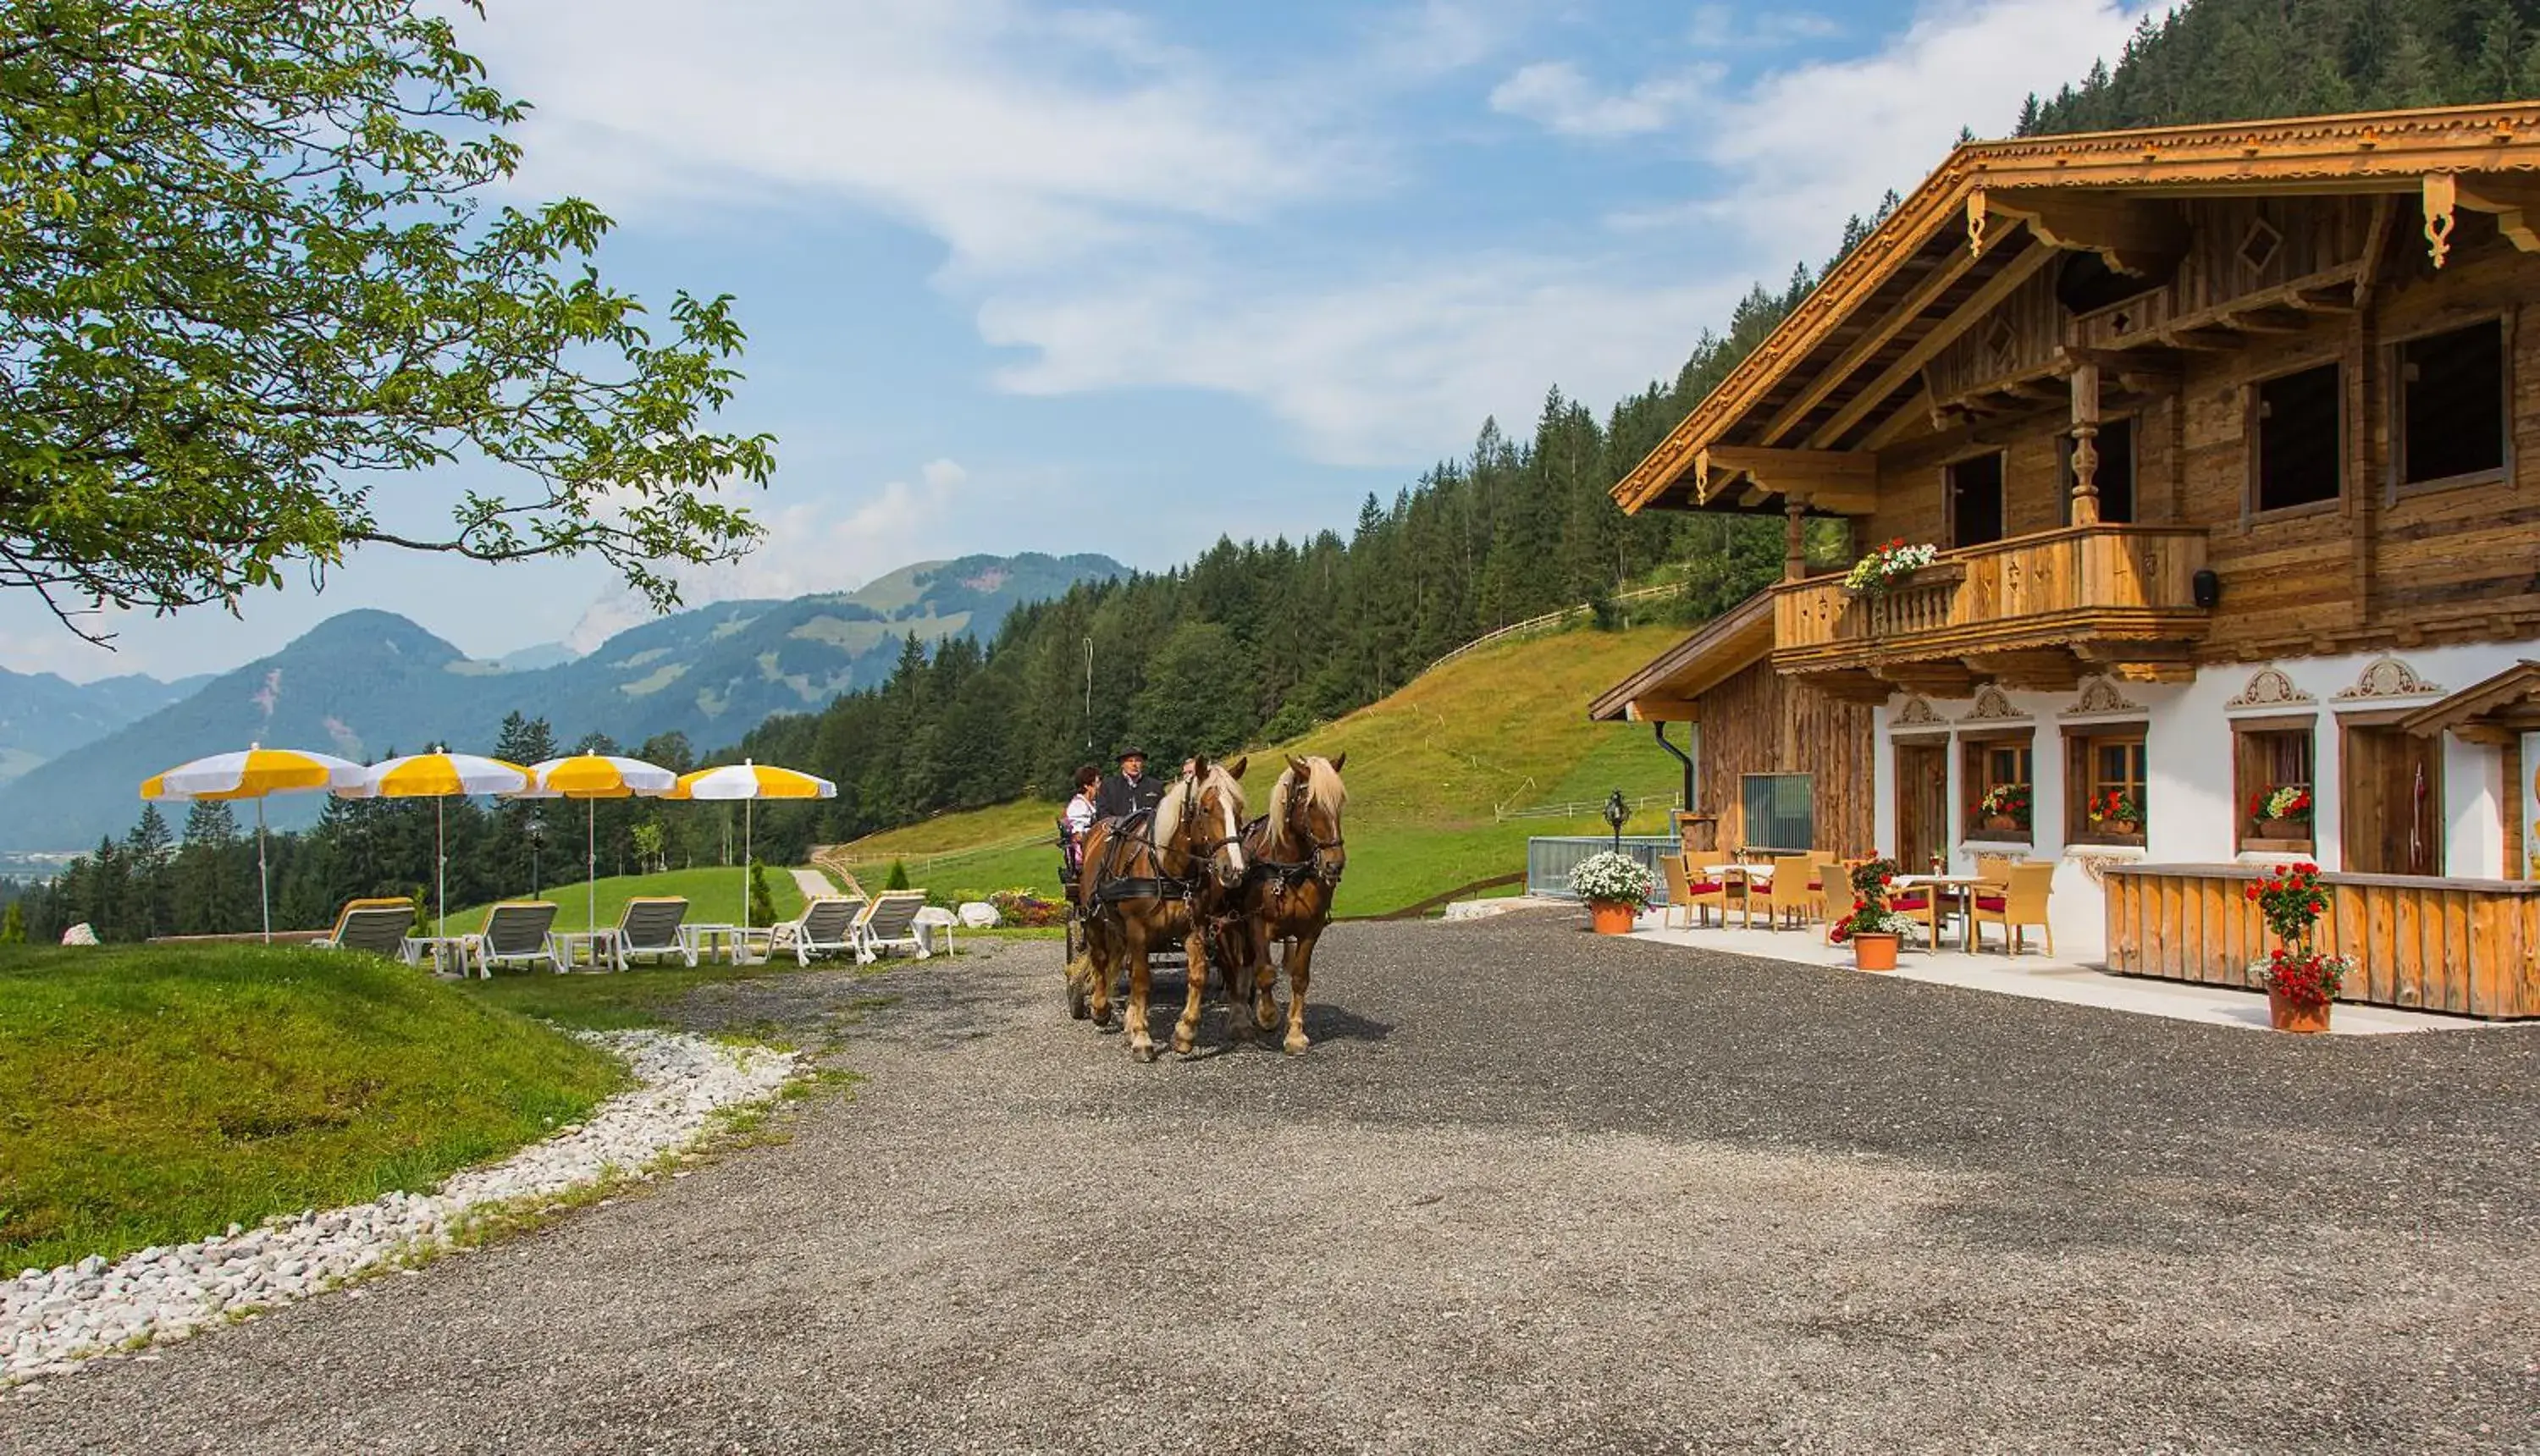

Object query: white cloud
[566,456,979,651]
[475,0,1350,281]
[1696,0,2146,246]
[1488,60,1717,139]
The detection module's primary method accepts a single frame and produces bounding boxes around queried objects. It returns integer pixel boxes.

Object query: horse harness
[1242,786,1346,907]
[1085,797,1245,911]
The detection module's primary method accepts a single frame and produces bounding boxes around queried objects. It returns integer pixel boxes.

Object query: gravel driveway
[8,907,2539,1453]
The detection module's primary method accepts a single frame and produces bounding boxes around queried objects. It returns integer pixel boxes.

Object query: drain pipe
[1652,720,1696,818]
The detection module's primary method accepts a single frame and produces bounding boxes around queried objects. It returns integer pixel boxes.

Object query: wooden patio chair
[1968,862,2057,957]
[312,898,417,959]
[1753,854,1817,930]
[1675,854,1731,929]
[461,902,561,978]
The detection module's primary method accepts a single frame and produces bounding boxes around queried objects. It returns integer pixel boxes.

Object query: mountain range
[0,669,210,786]
[0,553,1122,852]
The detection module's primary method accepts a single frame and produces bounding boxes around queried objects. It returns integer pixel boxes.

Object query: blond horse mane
[1153,761,1249,872]
[1265,757,1347,861]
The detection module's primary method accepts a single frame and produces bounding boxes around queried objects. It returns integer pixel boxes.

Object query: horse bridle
[1279,781,1345,887]
[1158,775,1245,888]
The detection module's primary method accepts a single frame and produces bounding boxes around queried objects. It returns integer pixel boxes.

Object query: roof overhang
[1588,592,1775,723]
[1615,102,2540,516]
[2399,660,2540,744]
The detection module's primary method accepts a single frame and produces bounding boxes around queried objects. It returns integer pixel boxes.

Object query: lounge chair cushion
[1688,881,1726,895]
[1975,894,2009,913]
[1888,895,1930,912]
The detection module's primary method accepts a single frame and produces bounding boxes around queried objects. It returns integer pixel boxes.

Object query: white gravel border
[3,1029,798,1384]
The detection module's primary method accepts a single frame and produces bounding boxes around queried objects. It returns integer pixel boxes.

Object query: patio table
[548,929,620,973]
[1891,874,1992,950]
[680,923,759,967]
[400,935,470,976]
[1702,864,1775,929]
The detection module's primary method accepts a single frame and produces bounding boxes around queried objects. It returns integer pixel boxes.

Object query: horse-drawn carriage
[1059,753,1347,1059]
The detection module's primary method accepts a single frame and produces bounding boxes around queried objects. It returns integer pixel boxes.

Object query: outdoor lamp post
[527,813,546,900]
[1604,790,1628,852]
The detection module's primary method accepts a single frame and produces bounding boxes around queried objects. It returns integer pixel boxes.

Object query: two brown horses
[1068,757,1252,1062]
[1068,752,1349,1060]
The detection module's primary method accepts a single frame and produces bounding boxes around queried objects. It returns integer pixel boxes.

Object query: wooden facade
[1690,659,1877,855]
[2107,863,2540,1018]
[1594,105,2540,988]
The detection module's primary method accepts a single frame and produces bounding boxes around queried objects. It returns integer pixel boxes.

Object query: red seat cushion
[1887,895,1930,912]
[1806,880,1823,891]
[1975,895,2008,913]
[1748,884,1773,897]
[1689,881,1726,894]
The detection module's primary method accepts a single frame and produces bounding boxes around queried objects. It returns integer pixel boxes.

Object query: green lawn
[0,944,627,1274]
[456,957,842,1034]
[450,863,809,936]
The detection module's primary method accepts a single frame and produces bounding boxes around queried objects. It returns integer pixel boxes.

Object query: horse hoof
[1134,1042,1159,1063]
[1172,1031,1195,1056]
[1283,1034,1311,1056]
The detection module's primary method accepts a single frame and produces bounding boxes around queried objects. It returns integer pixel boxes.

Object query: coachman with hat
[1094,744,1166,822]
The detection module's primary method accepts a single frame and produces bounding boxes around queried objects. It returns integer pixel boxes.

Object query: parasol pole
[743,791,754,931]
[587,799,598,933]
[257,797,272,944]
[435,797,447,938]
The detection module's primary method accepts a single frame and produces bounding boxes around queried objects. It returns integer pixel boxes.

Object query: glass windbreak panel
[1950,453,2006,547]
[2256,363,2342,511]
[2064,418,2135,523]
[2399,321,2504,485]
[1740,774,1814,853]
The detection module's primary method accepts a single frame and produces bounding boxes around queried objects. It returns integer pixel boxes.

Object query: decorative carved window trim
[1892,695,1949,729]
[2058,675,2148,720]
[1965,684,2028,722]
[2333,656,2444,702]
[2223,665,2316,714]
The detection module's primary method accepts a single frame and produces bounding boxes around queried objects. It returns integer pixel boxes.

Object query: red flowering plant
[2086,787,2145,829]
[1828,857,1918,942]
[2242,862,2349,1006]
[2247,784,2313,824]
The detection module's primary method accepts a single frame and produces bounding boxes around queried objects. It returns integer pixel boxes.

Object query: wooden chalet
[1591,103,2540,1016]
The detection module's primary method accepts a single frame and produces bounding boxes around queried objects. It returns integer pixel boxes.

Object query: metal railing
[1525,836,1686,902]
[1495,792,1676,824]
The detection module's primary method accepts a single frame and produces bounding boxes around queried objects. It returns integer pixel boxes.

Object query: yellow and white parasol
[142,745,367,942]
[348,752,533,936]
[666,761,836,929]
[520,755,678,931]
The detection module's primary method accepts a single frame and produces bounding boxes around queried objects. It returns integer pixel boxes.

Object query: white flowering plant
[1842,538,1941,595]
[1568,851,1655,909]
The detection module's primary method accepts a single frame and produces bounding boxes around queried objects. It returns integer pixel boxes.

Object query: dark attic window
[2398,320,2506,487]
[2056,250,2170,316]
[2255,362,2342,512]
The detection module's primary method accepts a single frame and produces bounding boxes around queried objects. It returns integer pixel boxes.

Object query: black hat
[1117,745,1148,761]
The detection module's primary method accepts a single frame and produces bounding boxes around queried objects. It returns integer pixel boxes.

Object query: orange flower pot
[1852,932,1900,971]
[1590,901,1639,935]
[2267,988,2331,1034]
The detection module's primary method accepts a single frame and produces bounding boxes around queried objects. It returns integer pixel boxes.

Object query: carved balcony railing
[1773,525,2211,671]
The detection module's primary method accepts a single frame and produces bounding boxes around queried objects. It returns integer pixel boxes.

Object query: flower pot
[1852,931,1900,971]
[1980,814,2021,834]
[2100,819,2140,836]
[1590,901,1639,935]
[2255,818,2307,840]
[2267,987,2331,1034]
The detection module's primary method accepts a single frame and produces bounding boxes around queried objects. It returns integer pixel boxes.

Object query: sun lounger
[607,896,693,970]
[751,895,865,966]
[460,902,562,978]
[311,897,417,959]
[855,891,933,962]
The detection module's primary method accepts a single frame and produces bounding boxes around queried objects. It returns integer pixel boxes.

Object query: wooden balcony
[1773,526,2211,690]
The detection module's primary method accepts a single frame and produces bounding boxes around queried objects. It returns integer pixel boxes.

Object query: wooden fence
[2104,863,2540,1018]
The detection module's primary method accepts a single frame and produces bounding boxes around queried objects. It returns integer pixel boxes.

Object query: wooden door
[1896,741,1949,869]
[2342,725,2443,875]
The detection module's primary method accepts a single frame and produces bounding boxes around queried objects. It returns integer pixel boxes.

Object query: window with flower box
[2234,716,2316,853]
[1961,731,2034,845]
[2064,727,2147,846]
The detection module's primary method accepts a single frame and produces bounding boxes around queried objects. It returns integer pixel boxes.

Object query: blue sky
[3,0,2151,681]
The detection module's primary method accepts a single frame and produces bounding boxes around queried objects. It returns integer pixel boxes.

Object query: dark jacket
[1095,770,1164,822]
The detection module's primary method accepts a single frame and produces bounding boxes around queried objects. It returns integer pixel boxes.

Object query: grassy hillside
[450,864,811,936]
[831,622,1689,915]
[0,945,627,1272]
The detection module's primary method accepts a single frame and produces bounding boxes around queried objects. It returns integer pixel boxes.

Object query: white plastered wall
[1864,639,2536,964]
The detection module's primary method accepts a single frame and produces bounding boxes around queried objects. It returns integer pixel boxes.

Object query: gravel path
[7,907,2539,1453]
